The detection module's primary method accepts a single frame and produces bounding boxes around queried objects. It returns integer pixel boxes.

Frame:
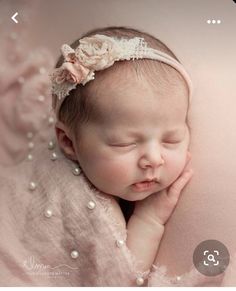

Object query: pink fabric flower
[53,61,90,85]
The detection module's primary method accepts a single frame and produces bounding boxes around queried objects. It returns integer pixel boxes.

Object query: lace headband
[50,34,193,116]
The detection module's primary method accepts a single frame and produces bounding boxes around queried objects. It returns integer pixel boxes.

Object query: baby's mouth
[132,180,157,192]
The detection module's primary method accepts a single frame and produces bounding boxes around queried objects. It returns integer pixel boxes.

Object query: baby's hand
[133,152,193,227]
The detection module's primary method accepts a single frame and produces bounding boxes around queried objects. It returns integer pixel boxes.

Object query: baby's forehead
[87,61,189,125]
[99,61,186,95]
[91,94,187,131]
[95,84,186,120]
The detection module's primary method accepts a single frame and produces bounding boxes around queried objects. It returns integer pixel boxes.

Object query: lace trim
[51,77,77,100]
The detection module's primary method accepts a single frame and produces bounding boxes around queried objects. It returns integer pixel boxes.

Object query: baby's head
[52,26,192,201]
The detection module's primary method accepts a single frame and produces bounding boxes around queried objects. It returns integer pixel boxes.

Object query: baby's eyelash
[112,143,136,147]
[163,139,182,144]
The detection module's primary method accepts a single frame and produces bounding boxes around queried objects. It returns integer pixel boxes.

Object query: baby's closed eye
[162,138,183,144]
[162,128,187,145]
[110,142,136,147]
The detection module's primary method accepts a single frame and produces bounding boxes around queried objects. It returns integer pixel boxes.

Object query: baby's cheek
[99,161,132,183]
[165,152,187,181]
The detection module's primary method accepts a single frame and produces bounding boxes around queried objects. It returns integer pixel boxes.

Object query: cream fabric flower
[76,34,120,71]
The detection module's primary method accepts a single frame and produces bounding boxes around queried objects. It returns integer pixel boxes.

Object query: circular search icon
[193,240,230,276]
[207,254,216,262]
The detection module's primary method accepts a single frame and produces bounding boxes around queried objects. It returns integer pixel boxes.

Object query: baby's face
[73,75,189,201]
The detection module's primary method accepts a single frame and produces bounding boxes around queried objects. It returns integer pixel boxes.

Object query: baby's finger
[186,151,191,163]
[183,151,192,172]
[167,169,194,201]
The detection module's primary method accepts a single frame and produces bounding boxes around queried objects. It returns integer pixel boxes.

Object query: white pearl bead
[28,142,34,149]
[29,181,37,191]
[27,132,33,139]
[44,209,52,218]
[48,141,55,150]
[70,250,79,259]
[48,117,54,125]
[87,201,96,210]
[116,239,125,248]
[50,152,57,161]
[136,277,144,286]
[37,95,45,102]
[72,167,81,176]
[176,276,181,281]
[27,154,33,161]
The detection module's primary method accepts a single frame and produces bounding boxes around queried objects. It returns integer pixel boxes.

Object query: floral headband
[50,34,193,116]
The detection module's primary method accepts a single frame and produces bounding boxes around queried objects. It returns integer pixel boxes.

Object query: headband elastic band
[50,34,193,116]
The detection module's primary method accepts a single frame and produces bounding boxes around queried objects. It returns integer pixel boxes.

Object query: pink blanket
[0,2,236,286]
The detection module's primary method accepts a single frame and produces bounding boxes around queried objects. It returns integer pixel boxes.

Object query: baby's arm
[126,157,193,272]
[126,207,165,272]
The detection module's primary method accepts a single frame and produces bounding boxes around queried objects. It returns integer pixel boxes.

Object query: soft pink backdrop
[1,0,236,281]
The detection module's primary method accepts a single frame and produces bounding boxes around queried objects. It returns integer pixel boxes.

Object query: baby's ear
[55,121,78,161]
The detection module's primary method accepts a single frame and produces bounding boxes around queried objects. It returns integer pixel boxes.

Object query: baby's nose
[139,144,164,169]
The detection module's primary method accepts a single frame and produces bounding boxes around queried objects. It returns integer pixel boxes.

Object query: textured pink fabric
[1,1,236,287]
[0,143,149,286]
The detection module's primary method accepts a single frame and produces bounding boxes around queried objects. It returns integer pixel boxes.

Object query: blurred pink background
[1,0,236,283]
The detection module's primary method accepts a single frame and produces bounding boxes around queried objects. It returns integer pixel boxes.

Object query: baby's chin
[117,187,164,201]
[102,181,173,201]
[119,180,178,201]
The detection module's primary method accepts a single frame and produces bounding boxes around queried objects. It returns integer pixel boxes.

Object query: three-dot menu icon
[207,19,221,24]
